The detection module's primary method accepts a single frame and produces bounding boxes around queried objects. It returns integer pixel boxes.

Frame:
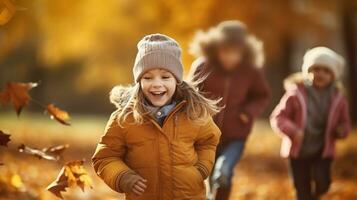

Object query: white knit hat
[302,46,345,79]
[133,33,183,83]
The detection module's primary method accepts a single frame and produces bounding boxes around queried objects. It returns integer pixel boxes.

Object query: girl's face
[308,65,334,89]
[140,68,176,107]
[217,45,243,71]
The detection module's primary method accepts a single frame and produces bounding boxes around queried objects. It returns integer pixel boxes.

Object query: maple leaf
[0,130,11,146]
[0,82,38,116]
[18,144,68,161]
[46,160,93,199]
[46,104,71,125]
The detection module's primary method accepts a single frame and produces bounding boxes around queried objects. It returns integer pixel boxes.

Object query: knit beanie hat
[302,46,345,79]
[133,33,183,83]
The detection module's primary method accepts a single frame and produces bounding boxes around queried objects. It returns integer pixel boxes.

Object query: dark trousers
[289,157,332,200]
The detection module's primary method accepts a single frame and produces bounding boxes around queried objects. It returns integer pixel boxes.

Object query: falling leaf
[47,160,93,199]
[46,104,71,125]
[0,130,11,146]
[18,144,68,161]
[0,82,38,116]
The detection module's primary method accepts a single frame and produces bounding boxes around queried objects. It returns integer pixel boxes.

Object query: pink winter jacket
[270,78,351,158]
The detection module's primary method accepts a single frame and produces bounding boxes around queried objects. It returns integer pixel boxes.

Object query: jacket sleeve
[194,117,221,179]
[242,69,272,118]
[91,110,131,193]
[334,96,352,139]
[270,92,301,139]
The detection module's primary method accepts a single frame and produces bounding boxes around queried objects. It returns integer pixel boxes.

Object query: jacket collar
[146,100,187,129]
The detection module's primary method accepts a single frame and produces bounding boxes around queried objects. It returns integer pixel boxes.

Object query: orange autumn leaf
[46,104,71,125]
[0,130,11,146]
[18,144,68,161]
[46,160,93,199]
[0,82,38,116]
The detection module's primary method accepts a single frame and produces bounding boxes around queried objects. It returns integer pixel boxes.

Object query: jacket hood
[109,85,133,110]
[283,72,344,94]
[283,72,306,92]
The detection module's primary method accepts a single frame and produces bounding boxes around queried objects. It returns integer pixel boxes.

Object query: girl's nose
[151,80,163,88]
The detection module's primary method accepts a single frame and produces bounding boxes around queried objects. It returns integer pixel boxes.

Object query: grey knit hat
[133,33,183,83]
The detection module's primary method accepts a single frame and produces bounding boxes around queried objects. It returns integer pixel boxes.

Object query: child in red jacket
[189,20,271,200]
[270,47,351,200]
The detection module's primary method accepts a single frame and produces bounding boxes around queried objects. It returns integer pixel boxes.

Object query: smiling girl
[92,34,221,200]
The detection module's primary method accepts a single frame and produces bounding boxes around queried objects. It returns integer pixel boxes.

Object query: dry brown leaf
[46,104,71,125]
[18,144,68,161]
[0,130,11,146]
[46,160,93,199]
[0,82,38,116]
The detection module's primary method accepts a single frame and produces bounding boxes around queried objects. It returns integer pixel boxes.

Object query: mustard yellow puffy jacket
[92,99,221,200]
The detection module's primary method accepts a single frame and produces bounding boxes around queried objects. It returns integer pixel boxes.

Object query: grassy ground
[0,112,356,200]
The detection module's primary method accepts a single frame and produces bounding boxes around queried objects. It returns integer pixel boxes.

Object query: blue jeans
[211,139,246,189]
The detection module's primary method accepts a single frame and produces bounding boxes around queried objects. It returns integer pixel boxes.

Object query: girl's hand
[132,178,147,196]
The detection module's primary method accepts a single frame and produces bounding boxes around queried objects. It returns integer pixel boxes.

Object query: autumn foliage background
[0,0,357,200]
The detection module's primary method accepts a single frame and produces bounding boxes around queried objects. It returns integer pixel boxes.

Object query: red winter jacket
[270,77,351,158]
[189,57,271,141]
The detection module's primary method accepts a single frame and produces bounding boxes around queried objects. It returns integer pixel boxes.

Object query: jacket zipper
[148,103,184,200]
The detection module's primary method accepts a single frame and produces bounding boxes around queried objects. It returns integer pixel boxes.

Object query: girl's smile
[140,68,176,107]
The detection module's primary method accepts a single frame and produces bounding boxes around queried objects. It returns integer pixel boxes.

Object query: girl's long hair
[110,76,222,126]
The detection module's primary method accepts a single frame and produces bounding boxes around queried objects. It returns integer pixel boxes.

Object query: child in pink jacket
[270,47,351,200]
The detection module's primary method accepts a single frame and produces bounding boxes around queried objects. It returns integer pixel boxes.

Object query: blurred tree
[0,0,356,119]
[342,0,357,123]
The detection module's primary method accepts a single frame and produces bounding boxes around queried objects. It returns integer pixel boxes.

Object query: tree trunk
[342,5,357,123]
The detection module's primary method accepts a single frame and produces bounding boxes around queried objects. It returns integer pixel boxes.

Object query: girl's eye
[143,76,152,80]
